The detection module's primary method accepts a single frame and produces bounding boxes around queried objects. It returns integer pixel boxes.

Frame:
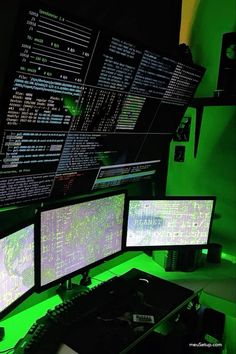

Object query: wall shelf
[190,96,236,108]
[189,96,236,157]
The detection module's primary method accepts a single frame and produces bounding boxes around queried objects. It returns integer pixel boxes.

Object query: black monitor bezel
[0,218,36,320]
[35,190,127,292]
[124,196,216,250]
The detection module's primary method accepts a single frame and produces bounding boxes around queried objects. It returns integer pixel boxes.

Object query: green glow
[0,206,19,212]
[189,0,236,97]
[226,44,236,60]
[63,96,82,116]
[220,252,236,263]
[202,249,236,263]
[98,152,112,166]
[0,296,60,351]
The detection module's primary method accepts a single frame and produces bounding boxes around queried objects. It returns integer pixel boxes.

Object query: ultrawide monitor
[125,197,216,248]
[0,222,35,319]
[37,191,126,289]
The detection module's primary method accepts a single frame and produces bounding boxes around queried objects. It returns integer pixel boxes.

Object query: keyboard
[13,269,195,353]
[14,276,127,354]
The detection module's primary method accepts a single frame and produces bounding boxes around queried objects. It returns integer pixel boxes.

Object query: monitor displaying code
[40,193,125,287]
[0,2,205,206]
[126,199,215,247]
[0,224,34,316]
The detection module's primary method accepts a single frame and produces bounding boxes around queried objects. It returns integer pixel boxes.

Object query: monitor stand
[80,270,92,286]
[57,278,88,302]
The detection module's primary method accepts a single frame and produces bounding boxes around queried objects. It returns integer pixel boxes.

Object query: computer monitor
[37,191,126,290]
[0,1,205,207]
[125,197,216,249]
[0,222,35,319]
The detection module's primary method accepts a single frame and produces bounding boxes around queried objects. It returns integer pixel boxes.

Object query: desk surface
[0,252,236,353]
[63,268,196,354]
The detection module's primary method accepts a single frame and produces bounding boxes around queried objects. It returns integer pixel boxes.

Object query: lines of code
[0,174,54,204]
[116,95,146,130]
[56,132,154,174]
[7,90,73,128]
[19,9,97,83]
[126,199,214,247]
[40,194,125,286]
[0,130,66,174]
[56,132,103,172]
[70,86,125,132]
[0,3,205,206]
[162,63,204,106]
[0,224,34,313]
[130,51,177,98]
[95,37,142,91]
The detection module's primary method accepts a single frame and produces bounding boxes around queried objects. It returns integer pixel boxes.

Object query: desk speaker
[217,32,236,96]
[152,248,202,272]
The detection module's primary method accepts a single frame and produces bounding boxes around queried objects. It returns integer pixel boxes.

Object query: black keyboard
[13,269,195,353]
[14,276,127,354]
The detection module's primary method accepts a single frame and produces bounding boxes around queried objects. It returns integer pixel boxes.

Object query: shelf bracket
[194,105,204,158]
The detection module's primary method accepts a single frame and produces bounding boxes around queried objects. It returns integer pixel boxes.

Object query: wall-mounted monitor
[125,197,216,249]
[36,191,126,290]
[0,222,35,319]
[0,1,205,207]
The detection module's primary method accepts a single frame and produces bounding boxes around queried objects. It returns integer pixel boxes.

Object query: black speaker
[207,243,222,263]
[217,32,236,96]
[153,247,202,272]
[199,307,225,352]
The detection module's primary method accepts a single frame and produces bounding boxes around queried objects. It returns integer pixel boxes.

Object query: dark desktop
[0,192,216,354]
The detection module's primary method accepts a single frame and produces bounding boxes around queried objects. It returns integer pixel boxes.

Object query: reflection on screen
[40,193,125,286]
[126,199,214,247]
[0,224,34,314]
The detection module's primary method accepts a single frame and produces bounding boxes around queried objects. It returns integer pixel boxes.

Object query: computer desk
[60,268,197,354]
[0,252,235,353]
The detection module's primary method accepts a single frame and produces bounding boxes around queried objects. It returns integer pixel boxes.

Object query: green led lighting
[98,152,112,166]
[221,252,236,263]
[202,249,236,263]
[63,96,82,116]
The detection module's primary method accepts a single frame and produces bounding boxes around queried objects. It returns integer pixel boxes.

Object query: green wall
[167,0,236,256]
[190,0,236,97]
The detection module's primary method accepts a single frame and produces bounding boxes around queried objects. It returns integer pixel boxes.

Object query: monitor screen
[0,1,205,207]
[92,160,161,190]
[125,197,215,248]
[0,223,35,319]
[38,191,126,289]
